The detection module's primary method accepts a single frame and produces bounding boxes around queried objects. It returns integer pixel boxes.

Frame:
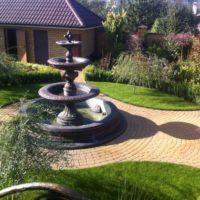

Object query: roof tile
[0,0,103,28]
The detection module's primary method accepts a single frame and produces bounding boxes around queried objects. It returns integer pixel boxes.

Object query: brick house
[0,0,103,64]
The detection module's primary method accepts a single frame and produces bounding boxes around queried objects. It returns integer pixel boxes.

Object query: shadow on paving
[108,110,200,145]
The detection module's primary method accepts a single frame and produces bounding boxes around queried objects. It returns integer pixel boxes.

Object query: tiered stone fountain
[23,32,126,149]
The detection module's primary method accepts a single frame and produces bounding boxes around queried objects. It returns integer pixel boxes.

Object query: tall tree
[124,0,168,31]
[151,3,197,34]
[77,0,113,17]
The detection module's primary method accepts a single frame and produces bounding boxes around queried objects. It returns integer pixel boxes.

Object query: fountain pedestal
[63,70,78,96]
[57,102,81,126]
[57,69,79,126]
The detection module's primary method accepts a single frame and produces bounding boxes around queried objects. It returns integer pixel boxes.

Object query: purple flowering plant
[168,32,193,47]
[167,32,193,60]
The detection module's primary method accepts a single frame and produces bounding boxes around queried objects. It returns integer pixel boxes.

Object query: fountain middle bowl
[39,82,99,103]
[48,56,90,71]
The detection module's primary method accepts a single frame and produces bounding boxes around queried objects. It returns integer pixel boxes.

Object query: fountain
[22,32,126,149]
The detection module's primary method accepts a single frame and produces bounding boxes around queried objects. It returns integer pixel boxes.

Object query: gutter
[0,24,103,30]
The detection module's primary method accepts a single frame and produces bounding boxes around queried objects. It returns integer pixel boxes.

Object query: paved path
[68,96,200,169]
[1,95,200,169]
[0,103,20,124]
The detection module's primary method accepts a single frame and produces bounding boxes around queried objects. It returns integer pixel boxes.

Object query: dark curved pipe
[0,182,88,200]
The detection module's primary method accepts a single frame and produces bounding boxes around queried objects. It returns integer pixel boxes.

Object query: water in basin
[26,101,106,126]
[57,89,87,97]
[51,57,86,64]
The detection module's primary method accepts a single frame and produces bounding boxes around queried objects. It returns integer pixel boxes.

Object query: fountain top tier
[48,31,90,69]
[56,31,82,48]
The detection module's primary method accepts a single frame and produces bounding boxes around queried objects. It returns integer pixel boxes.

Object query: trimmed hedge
[0,60,61,87]
[83,64,114,82]
[156,81,200,104]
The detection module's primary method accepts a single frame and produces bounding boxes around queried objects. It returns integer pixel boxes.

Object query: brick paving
[0,103,20,124]
[1,95,200,169]
[67,96,200,169]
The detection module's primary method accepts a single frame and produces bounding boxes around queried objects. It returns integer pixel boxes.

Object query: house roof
[0,0,103,29]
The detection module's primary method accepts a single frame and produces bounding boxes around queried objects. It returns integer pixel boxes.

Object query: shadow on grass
[26,161,200,200]
[33,192,68,200]
[31,170,172,200]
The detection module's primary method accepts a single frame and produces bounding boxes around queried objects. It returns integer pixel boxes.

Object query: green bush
[156,80,200,103]
[147,42,179,62]
[112,52,200,104]
[177,61,200,84]
[83,54,200,104]
[103,10,127,57]
[113,52,170,87]
[0,53,21,86]
[83,64,114,82]
[0,53,61,87]
[0,110,67,188]
[15,63,61,85]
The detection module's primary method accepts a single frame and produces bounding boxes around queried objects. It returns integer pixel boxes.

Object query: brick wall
[0,27,35,62]
[188,36,200,60]
[26,29,35,63]
[0,28,5,53]
[96,30,109,54]
[145,33,165,46]
[16,30,27,63]
[0,27,96,63]
[48,29,79,58]
[81,29,95,57]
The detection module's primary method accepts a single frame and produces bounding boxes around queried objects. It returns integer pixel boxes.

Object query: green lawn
[0,82,199,110]
[89,81,200,111]
[0,83,45,107]
[22,161,200,200]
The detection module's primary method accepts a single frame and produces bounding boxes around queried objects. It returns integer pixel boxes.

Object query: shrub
[177,61,200,84]
[147,41,179,62]
[147,33,192,62]
[83,64,114,82]
[0,53,61,87]
[103,10,127,57]
[167,32,192,60]
[113,52,170,87]
[112,52,200,103]
[16,63,61,85]
[0,53,21,86]
[156,80,200,104]
[83,53,200,104]
[0,110,68,188]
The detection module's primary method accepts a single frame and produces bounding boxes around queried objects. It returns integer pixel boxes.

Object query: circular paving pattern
[1,96,200,169]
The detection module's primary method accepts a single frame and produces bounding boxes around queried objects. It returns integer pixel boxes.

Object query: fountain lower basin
[21,98,126,149]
